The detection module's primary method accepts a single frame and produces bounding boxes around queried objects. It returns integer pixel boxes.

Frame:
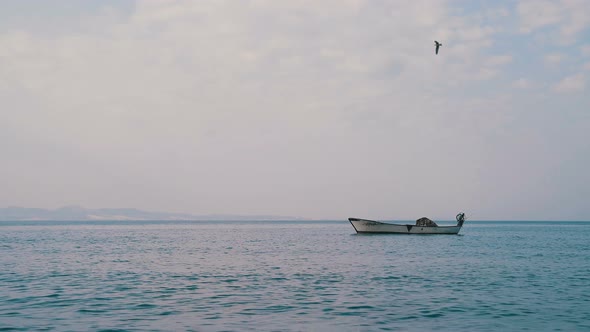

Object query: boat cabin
[415,217,438,227]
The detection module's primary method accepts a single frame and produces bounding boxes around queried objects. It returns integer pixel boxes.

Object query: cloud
[1,1,589,219]
[512,78,531,89]
[582,45,590,56]
[544,53,566,65]
[518,0,563,33]
[518,0,590,43]
[584,62,590,71]
[0,0,509,217]
[486,55,513,66]
[559,0,590,40]
[553,73,586,93]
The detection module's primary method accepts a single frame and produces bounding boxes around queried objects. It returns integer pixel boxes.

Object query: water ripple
[1,221,589,331]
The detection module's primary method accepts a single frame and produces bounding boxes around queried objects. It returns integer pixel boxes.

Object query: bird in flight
[434,40,442,55]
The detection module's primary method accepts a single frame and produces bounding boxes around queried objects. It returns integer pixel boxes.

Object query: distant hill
[0,206,304,221]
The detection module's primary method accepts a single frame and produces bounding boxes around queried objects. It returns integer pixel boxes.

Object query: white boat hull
[349,218,463,235]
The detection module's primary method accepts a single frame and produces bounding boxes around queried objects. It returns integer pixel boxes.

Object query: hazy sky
[2,1,589,220]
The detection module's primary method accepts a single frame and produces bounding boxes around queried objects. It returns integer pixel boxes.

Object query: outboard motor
[456,212,466,227]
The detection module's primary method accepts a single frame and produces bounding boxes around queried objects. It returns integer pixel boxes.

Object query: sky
[1,0,589,220]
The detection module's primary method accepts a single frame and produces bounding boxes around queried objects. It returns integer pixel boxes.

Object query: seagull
[434,40,442,55]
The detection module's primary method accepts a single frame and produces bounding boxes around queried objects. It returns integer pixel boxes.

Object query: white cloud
[518,0,590,43]
[483,7,510,20]
[559,0,590,40]
[544,53,566,65]
[553,73,585,93]
[518,0,563,33]
[486,55,513,66]
[474,68,498,80]
[512,78,531,89]
[1,1,589,219]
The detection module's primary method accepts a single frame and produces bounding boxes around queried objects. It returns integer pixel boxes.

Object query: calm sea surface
[1,220,589,331]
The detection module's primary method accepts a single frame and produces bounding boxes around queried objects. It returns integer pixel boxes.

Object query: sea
[1,220,589,331]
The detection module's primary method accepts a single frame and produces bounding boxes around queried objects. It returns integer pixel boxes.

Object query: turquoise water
[1,221,589,331]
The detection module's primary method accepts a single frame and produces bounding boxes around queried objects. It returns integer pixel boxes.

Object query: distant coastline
[0,206,305,221]
[1,207,588,222]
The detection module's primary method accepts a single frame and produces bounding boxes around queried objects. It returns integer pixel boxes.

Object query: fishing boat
[349,213,466,234]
